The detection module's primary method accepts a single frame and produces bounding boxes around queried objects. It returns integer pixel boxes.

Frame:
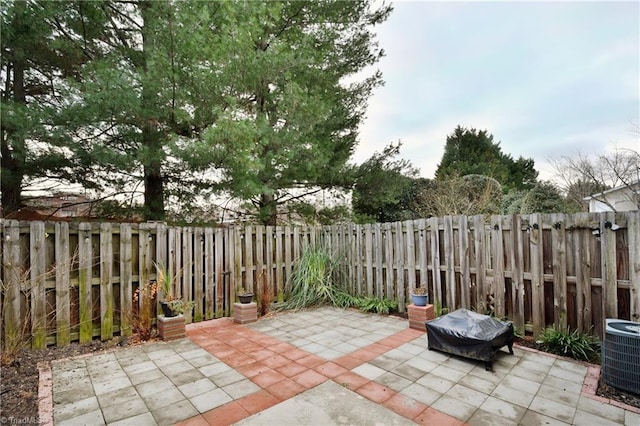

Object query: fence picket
[491,216,505,318]
[120,224,133,336]
[215,227,225,317]
[99,223,113,340]
[365,224,374,297]
[429,217,442,307]
[406,220,416,293]
[55,222,71,346]
[443,216,455,311]
[374,223,384,299]
[204,227,214,319]
[417,219,427,290]
[194,227,204,322]
[384,222,394,301]
[473,215,487,313]
[78,223,93,343]
[395,221,406,310]
[459,216,471,309]
[551,214,568,329]
[601,211,618,320]
[512,215,525,331]
[30,221,47,349]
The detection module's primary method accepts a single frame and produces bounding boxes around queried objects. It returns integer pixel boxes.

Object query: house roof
[583,180,640,201]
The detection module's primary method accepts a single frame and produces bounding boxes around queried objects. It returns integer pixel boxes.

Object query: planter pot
[160,301,178,317]
[411,293,429,307]
[238,293,254,304]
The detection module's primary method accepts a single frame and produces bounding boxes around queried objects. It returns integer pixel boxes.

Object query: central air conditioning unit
[601,319,640,394]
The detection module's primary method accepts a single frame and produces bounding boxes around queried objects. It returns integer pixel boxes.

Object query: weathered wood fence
[1,211,638,348]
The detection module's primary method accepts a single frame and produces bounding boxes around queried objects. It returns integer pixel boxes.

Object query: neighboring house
[583,181,640,212]
[23,192,93,218]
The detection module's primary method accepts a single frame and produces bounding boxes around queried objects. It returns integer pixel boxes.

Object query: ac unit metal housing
[601,319,640,395]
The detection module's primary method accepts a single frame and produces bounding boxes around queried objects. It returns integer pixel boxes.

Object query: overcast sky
[354,0,640,182]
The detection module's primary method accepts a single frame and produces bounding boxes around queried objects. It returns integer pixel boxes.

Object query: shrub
[539,325,600,362]
[356,297,398,315]
[130,282,158,341]
[283,242,340,310]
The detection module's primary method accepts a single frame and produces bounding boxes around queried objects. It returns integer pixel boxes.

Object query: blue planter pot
[411,294,428,306]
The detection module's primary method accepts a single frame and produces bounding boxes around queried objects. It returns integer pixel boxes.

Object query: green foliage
[435,126,538,191]
[352,142,420,223]
[520,181,568,213]
[333,290,361,309]
[283,242,341,310]
[204,0,393,225]
[539,326,600,362]
[332,290,397,314]
[501,189,527,214]
[355,297,398,315]
[3,1,392,223]
[433,300,449,317]
[284,247,397,315]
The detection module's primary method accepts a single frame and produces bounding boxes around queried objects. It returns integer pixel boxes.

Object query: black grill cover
[426,309,514,362]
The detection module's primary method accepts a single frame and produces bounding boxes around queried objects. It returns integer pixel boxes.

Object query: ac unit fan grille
[602,323,640,395]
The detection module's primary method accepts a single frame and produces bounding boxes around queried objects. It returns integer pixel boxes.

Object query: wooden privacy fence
[1,211,639,348]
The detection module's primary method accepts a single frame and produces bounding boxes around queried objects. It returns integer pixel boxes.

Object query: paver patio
[43,307,640,425]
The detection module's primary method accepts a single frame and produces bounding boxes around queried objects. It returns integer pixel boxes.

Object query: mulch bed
[1,333,638,422]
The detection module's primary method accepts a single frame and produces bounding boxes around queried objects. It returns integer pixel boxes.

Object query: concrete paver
[44,306,640,425]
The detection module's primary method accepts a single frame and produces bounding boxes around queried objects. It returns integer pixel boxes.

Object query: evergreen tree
[435,126,538,191]
[196,1,392,225]
[1,0,104,213]
[352,143,418,223]
[520,181,567,213]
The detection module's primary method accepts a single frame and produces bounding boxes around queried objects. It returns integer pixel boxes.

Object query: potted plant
[410,286,429,306]
[157,263,194,317]
[238,288,254,304]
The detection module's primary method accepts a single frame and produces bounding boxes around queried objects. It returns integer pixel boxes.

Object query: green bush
[283,242,398,315]
[283,242,340,310]
[539,326,600,362]
[356,297,398,315]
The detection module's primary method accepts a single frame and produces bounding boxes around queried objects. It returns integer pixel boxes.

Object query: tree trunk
[143,125,165,221]
[259,193,277,226]
[140,0,165,221]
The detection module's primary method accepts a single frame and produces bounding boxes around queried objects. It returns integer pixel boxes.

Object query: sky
[354,0,640,182]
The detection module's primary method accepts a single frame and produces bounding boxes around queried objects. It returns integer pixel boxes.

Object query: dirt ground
[1,334,638,422]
